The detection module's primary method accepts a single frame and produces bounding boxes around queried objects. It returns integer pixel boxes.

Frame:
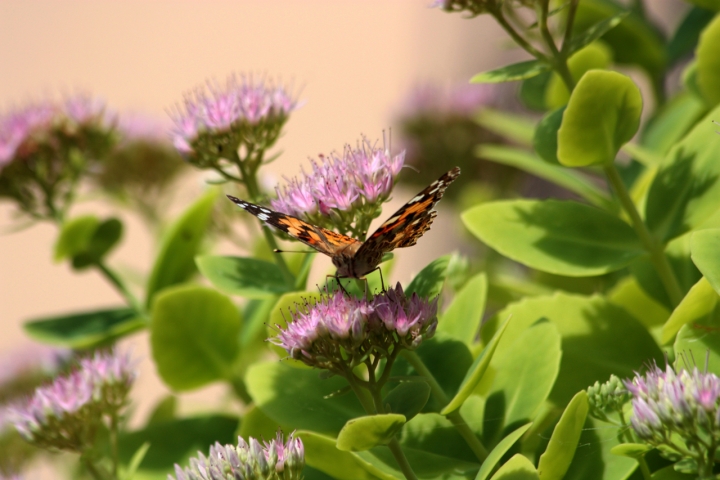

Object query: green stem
[637,456,652,480]
[81,456,108,480]
[96,261,144,314]
[110,412,119,479]
[490,8,550,62]
[387,438,419,480]
[229,374,253,404]
[561,0,580,54]
[603,163,683,306]
[537,0,560,57]
[401,351,488,461]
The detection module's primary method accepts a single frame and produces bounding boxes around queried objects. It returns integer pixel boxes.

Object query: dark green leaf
[558,70,643,167]
[697,13,720,106]
[475,423,532,480]
[462,199,643,276]
[196,255,291,298]
[645,104,720,243]
[520,70,552,111]
[145,395,177,425]
[537,391,588,480]
[384,382,430,421]
[567,11,628,54]
[471,60,550,84]
[24,307,144,348]
[246,361,365,433]
[533,107,565,166]
[406,255,451,299]
[118,415,238,473]
[336,415,406,451]
[150,285,240,390]
[54,215,99,261]
[483,292,663,406]
[72,218,123,269]
[146,189,217,307]
[667,6,716,65]
[488,454,538,479]
[477,146,613,209]
[562,416,636,480]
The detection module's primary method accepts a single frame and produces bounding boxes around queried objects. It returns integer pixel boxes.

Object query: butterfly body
[227,166,460,280]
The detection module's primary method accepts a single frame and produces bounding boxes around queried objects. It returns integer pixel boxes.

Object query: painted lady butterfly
[227,166,460,281]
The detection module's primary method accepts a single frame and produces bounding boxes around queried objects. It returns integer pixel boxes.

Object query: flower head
[5,349,135,452]
[270,136,405,237]
[587,375,632,421]
[170,431,304,480]
[271,284,437,372]
[170,74,297,164]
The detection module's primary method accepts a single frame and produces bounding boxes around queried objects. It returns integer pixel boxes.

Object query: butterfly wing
[226,196,361,256]
[356,167,461,257]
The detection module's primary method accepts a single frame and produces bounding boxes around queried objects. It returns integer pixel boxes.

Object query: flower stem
[401,351,488,461]
[637,456,652,480]
[387,438,419,480]
[603,163,683,306]
[110,412,119,479]
[95,261,144,314]
[490,8,549,62]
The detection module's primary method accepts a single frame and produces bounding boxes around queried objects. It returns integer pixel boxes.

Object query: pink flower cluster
[6,350,135,446]
[272,284,438,371]
[401,83,493,118]
[270,138,405,218]
[172,432,304,480]
[0,95,108,169]
[171,75,297,155]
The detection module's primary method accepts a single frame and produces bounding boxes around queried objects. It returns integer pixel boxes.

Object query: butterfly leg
[326,274,350,296]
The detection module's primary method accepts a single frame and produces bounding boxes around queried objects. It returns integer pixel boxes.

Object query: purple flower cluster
[171,432,304,480]
[171,74,297,156]
[401,84,493,119]
[0,94,108,169]
[5,350,135,451]
[272,284,437,371]
[625,363,720,442]
[270,137,405,222]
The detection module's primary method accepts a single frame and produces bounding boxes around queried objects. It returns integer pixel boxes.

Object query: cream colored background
[0,0,683,476]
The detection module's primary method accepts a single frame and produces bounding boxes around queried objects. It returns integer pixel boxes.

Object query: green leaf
[650,465,697,479]
[337,414,406,451]
[475,423,532,480]
[477,145,613,209]
[441,318,509,415]
[691,228,720,293]
[608,277,670,330]
[558,70,642,167]
[667,7,716,65]
[662,277,718,344]
[483,292,663,406]
[533,107,564,165]
[545,42,614,109]
[438,272,486,345]
[54,215,99,261]
[266,291,323,363]
[562,416,636,480]
[483,322,561,444]
[24,307,144,348]
[567,12,629,55]
[520,70,552,111]
[489,454,539,480]
[697,13,720,106]
[475,108,536,146]
[196,255,291,299]
[363,442,479,479]
[645,103,720,243]
[83,217,123,264]
[118,415,238,473]
[462,199,643,276]
[246,361,365,433]
[122,442,151,480]
[150,285,240,391]
[641,92,707,156]
[609,443,652,459]
[406,254,451,299]
[685,0,720,11]
[537,391,589,480]
[146,188,217,307]
[675,322,720,375]
[471,60,550,84]
[384,382,430,421]
[299,431,398,480]
[145,395,177,425]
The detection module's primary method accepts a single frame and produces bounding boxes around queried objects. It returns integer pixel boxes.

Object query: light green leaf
[537,391,589,480]
[246,361,365,433]
[668,7,717,65]
[489,454,539,480]
[675,322,720,375]
[650,465,698,479]
[146,188,217,307]
[567,11,629,55]
[475,423,532,480]
[145,395,177,425]
[471,60,550,84]
[438,272,487,345]
[406,254,451,299]
[462,199,643,276]
[483,292,663,406]
[150,285,240,390]
[645,103,720,243]
[54,215,99,261]
[483,322,560,444]
[337,415,406,451]
[558,70,643,167]
[662,277,718,344]
[545,42,613,109]
[610,443,652,459]
[697,13,720,106]
[384,382,430,421]
[608,277,670,330]
[641,92,707,156]
[299,431,399,480]
[196,255,291,298]
[121,442,150,480]
[441,318,509,415]
[477,145,613,209]
[24,307,145,348]
[691,228,720,293]
[475,108,536,146]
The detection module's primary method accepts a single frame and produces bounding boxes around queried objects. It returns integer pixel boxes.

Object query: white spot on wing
[257,213,270,221]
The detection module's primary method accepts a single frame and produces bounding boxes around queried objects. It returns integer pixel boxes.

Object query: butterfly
[227,166,460,285]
